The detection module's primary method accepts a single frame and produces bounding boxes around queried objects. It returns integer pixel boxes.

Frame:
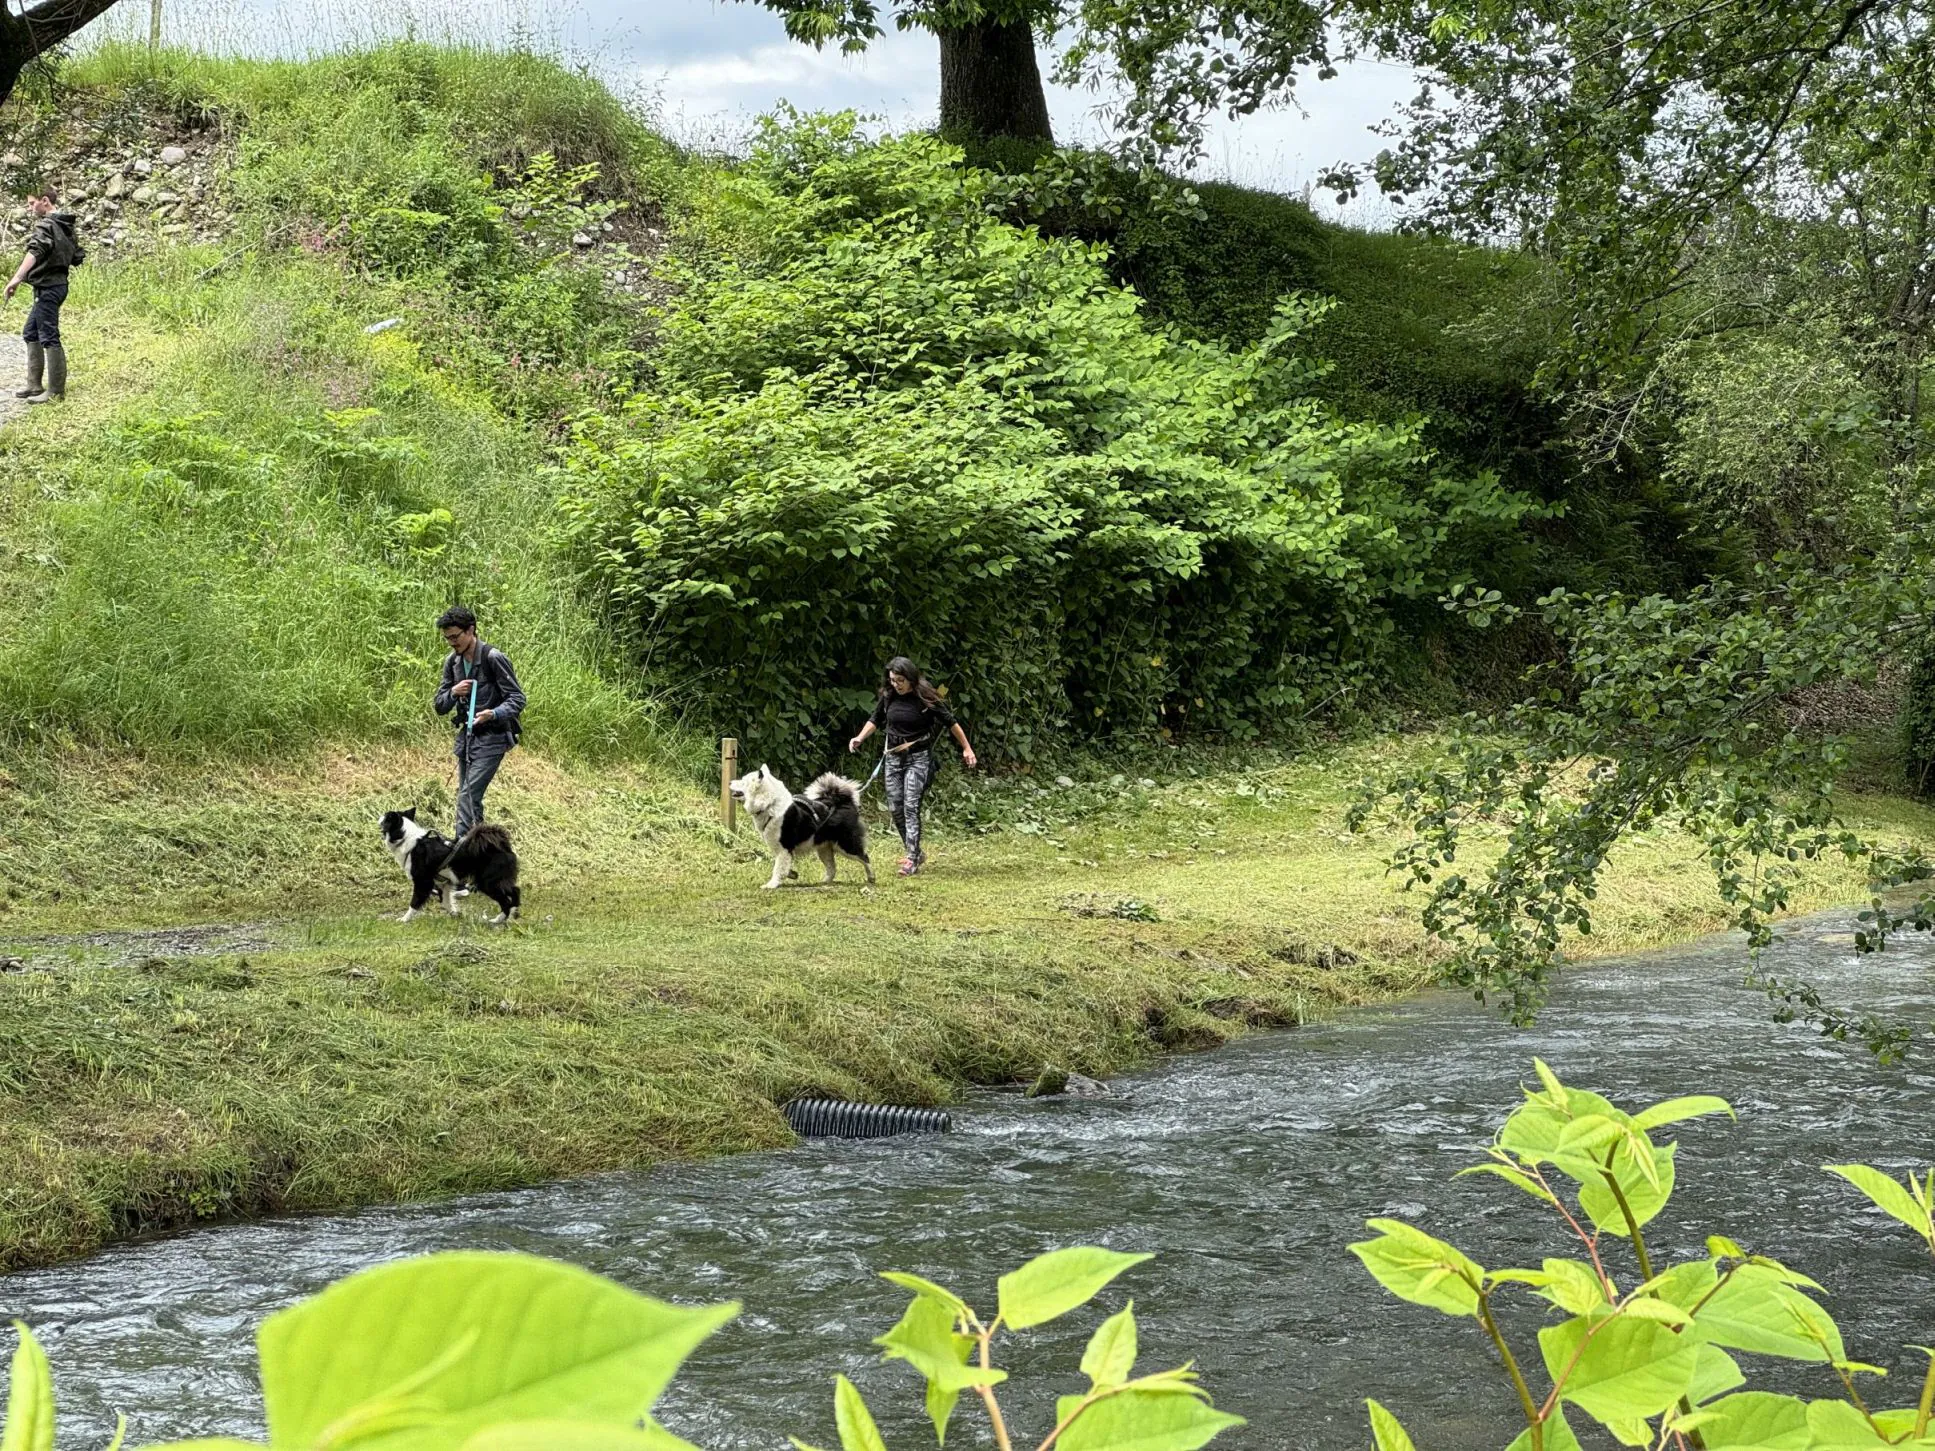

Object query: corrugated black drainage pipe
[785,1099,952,1139]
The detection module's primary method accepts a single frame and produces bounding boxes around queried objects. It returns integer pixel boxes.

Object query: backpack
[56,220,84,269]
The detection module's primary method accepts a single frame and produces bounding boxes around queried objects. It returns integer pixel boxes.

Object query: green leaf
[1578,1142,1677,1234]
[1537,1314,1701,1423]
[996,1248,1152,1330]
[1825,1165,1935,1244]
[458,1424,697,1451]
[1535,1259,1610,1317]
[833,1376,889,1451]
[874,1296,1000,1394]
[1366,1399,1416,1451]
[1631,1096,1734,1133]
[1804,1399,1895,1450]
[1504,1405,1582,1451]
[1688,1345,1745,1405]
[256,1252,737,1451]
[1057,1388,1243,1451]
[1692,1265,1844,1363]
[1348,1220,1484,1318]
[2,1322,54,1451]
[1081,1304,1138,1389]
[1457,1162,1559,1207]
[878,1273,969,1319]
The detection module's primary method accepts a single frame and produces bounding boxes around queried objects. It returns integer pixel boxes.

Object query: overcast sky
[117,0,1417,216]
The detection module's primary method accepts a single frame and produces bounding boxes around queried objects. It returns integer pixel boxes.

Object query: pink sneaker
[897,857,919,876]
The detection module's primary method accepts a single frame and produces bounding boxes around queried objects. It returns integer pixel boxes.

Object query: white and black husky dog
[729,766,874,889]
[377,809,522,923]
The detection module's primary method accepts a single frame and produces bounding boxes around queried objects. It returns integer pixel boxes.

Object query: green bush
[559,116,1540,770]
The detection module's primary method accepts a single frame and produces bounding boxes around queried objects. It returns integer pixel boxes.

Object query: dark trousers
[23,281,67,345]
[455,740,511,839]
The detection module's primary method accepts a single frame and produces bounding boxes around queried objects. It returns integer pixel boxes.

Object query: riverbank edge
[5,741,1926,1274]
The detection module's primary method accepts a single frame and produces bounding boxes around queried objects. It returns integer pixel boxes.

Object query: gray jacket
[434,640,525,751]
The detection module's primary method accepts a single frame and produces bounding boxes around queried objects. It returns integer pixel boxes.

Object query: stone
[67,190,90,204]
[155,189,179,204]
[161,222,189,234]
[158,144,187,165]
[1025,1068,1111,1099]
[104,172,128,199]
[1026,1068,1067,1098]
[132,158,152,175]
[131,185,155,203]
[0,152,19,167]
[0,956,24,973]
[571,231,594,247]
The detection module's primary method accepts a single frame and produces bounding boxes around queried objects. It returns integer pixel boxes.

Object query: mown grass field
[3,735,1928,1271]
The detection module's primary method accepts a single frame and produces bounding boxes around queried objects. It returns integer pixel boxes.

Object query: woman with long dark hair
[848,655,977,876]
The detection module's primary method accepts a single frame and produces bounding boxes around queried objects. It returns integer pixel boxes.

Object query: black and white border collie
[377,809,522,923]
[728,766,874,889]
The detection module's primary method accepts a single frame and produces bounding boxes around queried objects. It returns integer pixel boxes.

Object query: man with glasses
[433,606,526,840]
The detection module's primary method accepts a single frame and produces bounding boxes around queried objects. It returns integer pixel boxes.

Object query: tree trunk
[0,0,127,109]
[938,17,1053,145]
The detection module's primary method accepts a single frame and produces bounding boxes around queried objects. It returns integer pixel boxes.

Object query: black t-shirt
[869,690,957,751]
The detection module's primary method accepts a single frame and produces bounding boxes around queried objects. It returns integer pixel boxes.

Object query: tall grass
[0,45,695,763]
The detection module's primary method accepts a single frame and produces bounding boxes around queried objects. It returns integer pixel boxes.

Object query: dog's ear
[404,807,417,820]
[759,764,770,778]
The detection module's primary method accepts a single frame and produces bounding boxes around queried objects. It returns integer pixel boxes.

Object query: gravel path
[0,331,28,424]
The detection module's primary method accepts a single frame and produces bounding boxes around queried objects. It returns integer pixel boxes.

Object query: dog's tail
[806,772,862,808]
[447,823,517,872]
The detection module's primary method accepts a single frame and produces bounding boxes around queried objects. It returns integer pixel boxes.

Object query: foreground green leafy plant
[1357,1060,1935,1451]
[1,1247,1233,1451]
[3,1252,737,1451]
[797,1246,1240,1451]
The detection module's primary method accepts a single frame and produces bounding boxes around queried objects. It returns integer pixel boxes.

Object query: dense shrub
[559,116,1540,770]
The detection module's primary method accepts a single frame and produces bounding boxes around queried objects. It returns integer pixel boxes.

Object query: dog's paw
[761,880,782,890]
[399,909,418,923]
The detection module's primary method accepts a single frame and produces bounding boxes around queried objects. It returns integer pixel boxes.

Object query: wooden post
[149,0,161,52]
[720,737,738,830]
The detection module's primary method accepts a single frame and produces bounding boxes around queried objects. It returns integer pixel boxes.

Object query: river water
[5,914,1934,1450]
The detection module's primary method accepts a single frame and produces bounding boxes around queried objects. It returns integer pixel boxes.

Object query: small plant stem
[1478,1289,1544,1451]
[1915,1353,1935,1439]
[1913,1352,1935,1439]
[1600,1157,1708,1451]
[1599,1158,1655,1281]
[975,1329,1015,1451]
[1530,1164,1611,1288]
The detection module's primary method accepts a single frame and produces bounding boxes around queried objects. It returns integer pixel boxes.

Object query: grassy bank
[3,736,1929,1271]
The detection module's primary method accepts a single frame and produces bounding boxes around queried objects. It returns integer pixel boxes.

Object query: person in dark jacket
[4,190,81,404]
[848,655,976,876]
[433,606,527,839]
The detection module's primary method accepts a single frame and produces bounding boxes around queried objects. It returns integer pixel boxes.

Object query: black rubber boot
[27,344,63,403]
[15,341,42,398]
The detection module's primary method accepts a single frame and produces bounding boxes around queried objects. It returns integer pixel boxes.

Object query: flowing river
[5,913,1934,1450]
